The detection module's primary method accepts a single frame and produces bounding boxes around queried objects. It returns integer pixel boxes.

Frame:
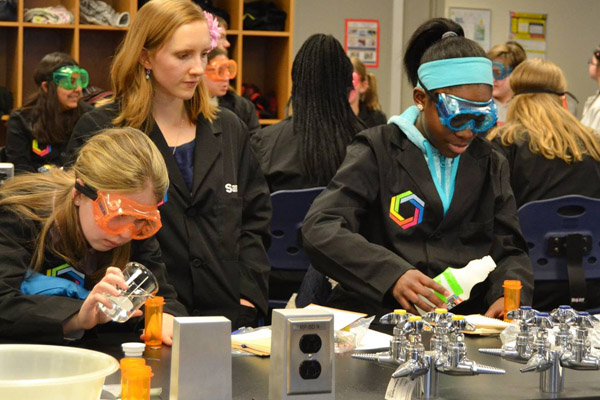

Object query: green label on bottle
[432,268,464,303]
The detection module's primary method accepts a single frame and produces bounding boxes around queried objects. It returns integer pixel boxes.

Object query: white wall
[443,0,600,117]
[294,0,600,117]
[293,0,396,116]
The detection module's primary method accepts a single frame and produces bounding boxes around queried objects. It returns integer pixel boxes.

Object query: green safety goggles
[52,65,89,90]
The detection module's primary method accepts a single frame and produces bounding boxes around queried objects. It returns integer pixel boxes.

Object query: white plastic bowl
[0,344,119,400]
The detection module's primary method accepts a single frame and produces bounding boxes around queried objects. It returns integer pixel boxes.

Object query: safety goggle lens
[491,62,512,80]
[52,66,89,90]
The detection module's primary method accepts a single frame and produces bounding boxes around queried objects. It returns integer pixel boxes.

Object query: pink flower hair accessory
[203,11,221,50]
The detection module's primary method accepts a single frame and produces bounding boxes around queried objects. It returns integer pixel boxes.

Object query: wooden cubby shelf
[0,0,293,124]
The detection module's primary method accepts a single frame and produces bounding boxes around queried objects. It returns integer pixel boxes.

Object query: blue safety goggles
[420,80,498,134]
[491,62,513,80]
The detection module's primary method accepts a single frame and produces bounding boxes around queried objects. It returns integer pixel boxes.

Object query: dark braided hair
[403,18,486,88]
[292,34,365,186]
[24,52,88,145]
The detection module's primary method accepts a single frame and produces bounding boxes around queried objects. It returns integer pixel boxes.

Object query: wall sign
[345,19,380,68]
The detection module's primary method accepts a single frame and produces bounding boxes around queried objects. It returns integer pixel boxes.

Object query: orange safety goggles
[205,59,237,81]
[74,181,162,240]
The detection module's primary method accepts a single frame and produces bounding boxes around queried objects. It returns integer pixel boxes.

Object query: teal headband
[417,57,493,90]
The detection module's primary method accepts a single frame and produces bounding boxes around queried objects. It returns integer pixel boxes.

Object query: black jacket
[491,136,600,208]
[251,117,322,193]
[302,123,533,317]
[0,208,187,344]
[66,104,272,325]
[6,107,90,173]
[358,101,387,129]
[219,91,260,137]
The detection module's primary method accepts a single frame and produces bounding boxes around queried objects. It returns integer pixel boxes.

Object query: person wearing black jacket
[6,52,91,173]
[350,56,387,128]
[203,47,260,136]
[302,18,533,319]
[66,0,271,329]
[0,127,187,344]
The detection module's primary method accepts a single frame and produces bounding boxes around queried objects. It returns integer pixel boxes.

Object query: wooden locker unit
[0,0,293,126]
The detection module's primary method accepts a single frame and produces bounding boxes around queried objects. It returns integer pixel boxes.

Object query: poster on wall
[345,19,379,68]
[509,12,547,59]
[448,7,491,51]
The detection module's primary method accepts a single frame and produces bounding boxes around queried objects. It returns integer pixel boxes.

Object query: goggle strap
[514,89,579,104]
[74,181,98,201]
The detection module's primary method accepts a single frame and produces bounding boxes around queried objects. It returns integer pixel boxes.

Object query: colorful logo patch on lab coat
[32,139,51,157]
[46,263,85,287]
[389,191,424,230]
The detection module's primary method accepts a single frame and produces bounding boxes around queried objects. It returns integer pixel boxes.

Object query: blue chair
[518,195,600,311]
[267,187,325,310]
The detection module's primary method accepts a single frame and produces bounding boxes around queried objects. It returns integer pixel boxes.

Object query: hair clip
[442,31,458,40]
[203,11,222,51]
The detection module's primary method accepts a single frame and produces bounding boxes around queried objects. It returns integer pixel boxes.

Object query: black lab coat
[302,123,533,317]
[66,104,271,324]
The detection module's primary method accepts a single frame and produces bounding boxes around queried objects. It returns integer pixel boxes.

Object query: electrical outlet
[269,309,334,400]
[0,163,14,186]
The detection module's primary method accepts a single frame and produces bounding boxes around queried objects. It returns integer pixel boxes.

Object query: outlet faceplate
[269,309,335,400]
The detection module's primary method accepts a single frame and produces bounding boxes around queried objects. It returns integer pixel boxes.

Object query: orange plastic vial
[122,364,153,400]
[503,280,522,322]
[120,358,146,399]
[144,296,164,349]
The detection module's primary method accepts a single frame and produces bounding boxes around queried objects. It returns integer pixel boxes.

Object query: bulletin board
[509,11,547,59]
[448,7,492,51]
[345,19,380,68]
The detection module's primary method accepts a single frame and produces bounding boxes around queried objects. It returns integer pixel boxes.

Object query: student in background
[486,41,526,125]
[6,52,91,173]
[251,34,364,303]
[0,127,186,344]
[581,46,600,131]
[487,58,600,311]
[215,16,231,51]
[302,18,532,318]
[66,0,271,329]
[203,47,260,136]
[350,56,387,128]
[251,33,364,193]
[488,58,600,207]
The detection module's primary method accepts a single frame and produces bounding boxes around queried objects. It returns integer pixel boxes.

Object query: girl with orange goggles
[205,58,237,81]
[74,181,162,240]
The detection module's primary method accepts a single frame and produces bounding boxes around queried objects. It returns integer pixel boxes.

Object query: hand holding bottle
[392,269,450,315]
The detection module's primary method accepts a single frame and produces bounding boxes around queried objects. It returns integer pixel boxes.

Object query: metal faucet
[479,306,600,394]
[391,315,505,399]
[550,305,577,349]
[559,312,600,370]
[479,306,537,362]
[352,309,411,366]
[424,308,454,355]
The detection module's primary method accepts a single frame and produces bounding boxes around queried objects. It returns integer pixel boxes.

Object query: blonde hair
[488,58,600,163]
[103,0,217,132]
[487,41,526,68]
[0,127,169,276]
[350,56,382,111]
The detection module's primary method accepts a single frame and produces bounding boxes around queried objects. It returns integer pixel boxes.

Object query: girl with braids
[251,34,365,192]
[350,56,388,128]
[302,18,532,318]
[66,0,271,329]
[0,127,186,344]
[6,52,91,173]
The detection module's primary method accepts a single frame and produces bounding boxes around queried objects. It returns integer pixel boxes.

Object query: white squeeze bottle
[417,256,497,314]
